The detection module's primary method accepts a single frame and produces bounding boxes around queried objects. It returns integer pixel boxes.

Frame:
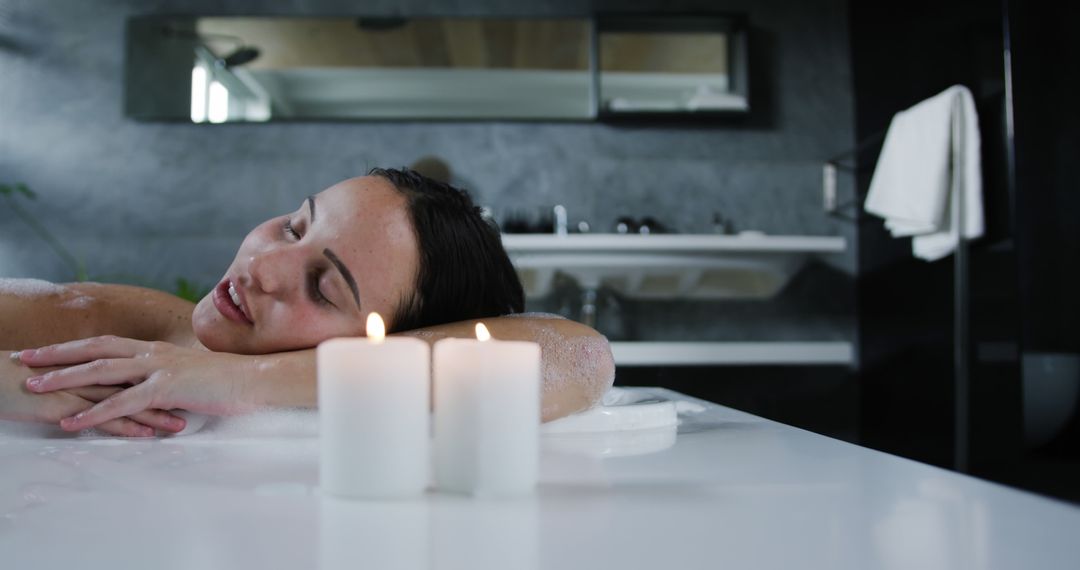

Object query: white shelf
[610,341,854,366]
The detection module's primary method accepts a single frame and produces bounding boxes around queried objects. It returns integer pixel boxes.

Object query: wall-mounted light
[190,63,207,122]
[162,26,261,69]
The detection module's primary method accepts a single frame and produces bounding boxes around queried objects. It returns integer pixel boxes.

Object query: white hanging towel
[864,85,983,261]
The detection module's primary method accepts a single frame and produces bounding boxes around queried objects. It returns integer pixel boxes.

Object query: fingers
[61,387,186,433]
[128,409,187,433]
[26,358,146,393]
[64,386,124,402]
[59,386,153,433]
[93,417,157,438]
[15,336,152,367]
[40,392,157,437]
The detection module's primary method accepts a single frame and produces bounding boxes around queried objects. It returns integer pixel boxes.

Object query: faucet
[712,211,734,235]
[580,287,598,328]
[553,205,568,235]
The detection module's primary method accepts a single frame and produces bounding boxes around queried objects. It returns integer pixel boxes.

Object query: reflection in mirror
[126,16,592,122]
[597,16,748,114]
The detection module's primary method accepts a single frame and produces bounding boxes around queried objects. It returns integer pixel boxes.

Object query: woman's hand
[16,336,258,433]
[1,352,183,436]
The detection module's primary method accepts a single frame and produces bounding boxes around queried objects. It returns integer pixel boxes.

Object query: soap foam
[492,314,613,402]
[527,320,616,420]
[171,408,319,440]
[0,410,319,441]
[3,385,635,443]
[171,410,210,436]
[0,278,67,297]
[501,312,567,320]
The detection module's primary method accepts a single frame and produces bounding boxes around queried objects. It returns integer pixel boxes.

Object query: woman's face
[192,176,420,354]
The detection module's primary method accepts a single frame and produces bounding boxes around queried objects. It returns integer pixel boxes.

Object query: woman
[0,168,615,436]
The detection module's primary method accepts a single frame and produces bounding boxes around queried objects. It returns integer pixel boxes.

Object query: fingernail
[19,348,36,359]
[26,376,42,390]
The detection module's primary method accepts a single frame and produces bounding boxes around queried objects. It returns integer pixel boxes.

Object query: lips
[213,279,254,325]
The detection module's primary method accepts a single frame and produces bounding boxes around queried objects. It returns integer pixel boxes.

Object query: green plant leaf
[15,183,36,199]
[174,277,211,302]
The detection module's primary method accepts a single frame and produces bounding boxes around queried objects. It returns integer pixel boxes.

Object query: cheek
[257,305,360,349]
[235,219,283,258]
[240,223,276,252]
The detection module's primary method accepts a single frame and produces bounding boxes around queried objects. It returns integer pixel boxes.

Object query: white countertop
[2,388,1078,569]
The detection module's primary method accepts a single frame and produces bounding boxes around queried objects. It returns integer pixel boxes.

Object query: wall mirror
[597,16,748,115]
[125,15,747,122]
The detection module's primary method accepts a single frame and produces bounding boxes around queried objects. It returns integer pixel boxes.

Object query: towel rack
[828,103,973,473]
[822,130,886,221]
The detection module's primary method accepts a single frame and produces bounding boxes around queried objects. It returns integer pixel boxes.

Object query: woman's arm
[245,313,615,421]
[400,314,615,421]
[0,279,195,349]
[1,279,188,433]
[22,314,615,428]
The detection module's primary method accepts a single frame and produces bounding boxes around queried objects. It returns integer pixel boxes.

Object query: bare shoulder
[66,282,197,344]
[0,279,196,349]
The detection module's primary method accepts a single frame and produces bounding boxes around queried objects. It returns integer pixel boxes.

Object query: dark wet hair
[368,167,524,332]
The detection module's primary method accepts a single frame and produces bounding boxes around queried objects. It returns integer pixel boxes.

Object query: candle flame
[367,312,386,344]
[475,322,491,342]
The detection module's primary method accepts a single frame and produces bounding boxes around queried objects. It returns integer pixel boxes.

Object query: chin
[191,296,243,353]
[194,327,256,354]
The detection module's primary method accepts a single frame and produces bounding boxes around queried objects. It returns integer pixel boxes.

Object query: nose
[246,244,302,298]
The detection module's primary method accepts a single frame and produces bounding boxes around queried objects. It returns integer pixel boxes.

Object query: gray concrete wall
[0,0,855,342]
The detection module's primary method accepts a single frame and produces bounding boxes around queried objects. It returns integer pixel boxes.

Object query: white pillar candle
[433,323,541,496]
[319,313,430,499]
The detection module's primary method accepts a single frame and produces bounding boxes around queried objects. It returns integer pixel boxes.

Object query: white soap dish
[541,388,678,434]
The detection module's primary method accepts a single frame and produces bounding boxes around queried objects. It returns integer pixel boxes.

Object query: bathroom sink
[501,233,846,299]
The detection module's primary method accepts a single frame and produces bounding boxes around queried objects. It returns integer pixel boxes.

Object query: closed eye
[282,218,332,306]
[308,271,333,307]
[283,218,301,240]
[285,202,339,309]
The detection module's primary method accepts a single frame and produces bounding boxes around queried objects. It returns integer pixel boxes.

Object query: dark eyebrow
[322,248,361,312]
[306,195,316,221]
